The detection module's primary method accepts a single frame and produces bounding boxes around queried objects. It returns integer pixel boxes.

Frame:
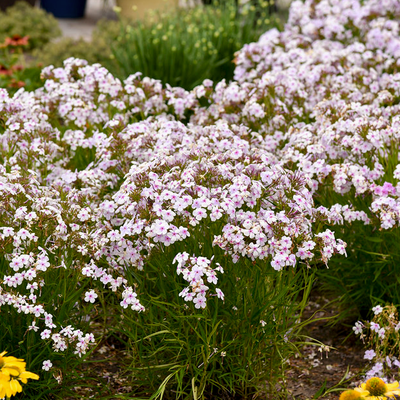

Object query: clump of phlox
[2,0,400,382]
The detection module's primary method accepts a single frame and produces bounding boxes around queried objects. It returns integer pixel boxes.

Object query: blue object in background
[40,0,87,18]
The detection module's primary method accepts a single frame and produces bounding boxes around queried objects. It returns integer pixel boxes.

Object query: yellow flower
[360,377,400,399]
[0,372,11,399]
[0,351,26,377]
[0,351,39,398]
[339,388,369,400]
[18,371,40,384]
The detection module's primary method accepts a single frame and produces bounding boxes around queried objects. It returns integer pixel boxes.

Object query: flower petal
[19,371,39,383]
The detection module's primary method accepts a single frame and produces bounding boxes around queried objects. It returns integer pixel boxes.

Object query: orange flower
[4,35,30,47]
[0,65,12,75]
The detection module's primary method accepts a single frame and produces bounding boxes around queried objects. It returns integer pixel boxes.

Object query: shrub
[120,253,312,398]
[191,0,400,317]
[0,2,61,50]
[0,35,42,94]
[32,36,112,69]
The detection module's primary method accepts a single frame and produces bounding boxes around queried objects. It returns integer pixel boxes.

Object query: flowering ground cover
[2,0,400,398]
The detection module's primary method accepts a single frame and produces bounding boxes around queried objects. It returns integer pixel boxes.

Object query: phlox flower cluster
[0,167,145,361]
[2,0,400,374]
[353,305,400,381]
[191,0,400,231]
[173,252,224,308]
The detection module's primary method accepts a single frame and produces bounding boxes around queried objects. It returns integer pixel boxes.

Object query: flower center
[366,377,387,396]
[339,389,363,400]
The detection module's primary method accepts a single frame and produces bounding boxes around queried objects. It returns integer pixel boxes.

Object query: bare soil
[286,295,366,400]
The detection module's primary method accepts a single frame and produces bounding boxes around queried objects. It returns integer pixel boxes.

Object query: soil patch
[286,295,366,399]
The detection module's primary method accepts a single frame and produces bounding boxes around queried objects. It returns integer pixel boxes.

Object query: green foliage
[0,246,109,398]
[0,2,61,50]
[317,222,400,319]
[32,36,112,69]
[0,67,42,95]
[103,0,281,89]
[315,148,400,319]
[8,64,43,92]
[116,225,314,399]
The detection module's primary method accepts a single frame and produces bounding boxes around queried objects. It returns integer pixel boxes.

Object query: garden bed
[2,0,400,398]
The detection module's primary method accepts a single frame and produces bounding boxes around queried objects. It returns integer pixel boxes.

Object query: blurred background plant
[0,0,283,92]
[0,1,62,94]
[0,34,43,94]
[31,18,120,69]
[33,0,282,90]
[31,34,113,68]
[104,0,281,89]
[0,1,61,50]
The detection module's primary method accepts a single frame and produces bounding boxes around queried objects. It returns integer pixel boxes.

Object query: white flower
[84,290,98,303]
[41,329,52,339]
[42,360,53,371]
[28,321,39,332]
[370,322,380,333]
[364,350,376,360]
[378,327,386,339]
[372,305,383,315]
[353,321,364,335]
[193,295,206,309]
[215,288,224,300]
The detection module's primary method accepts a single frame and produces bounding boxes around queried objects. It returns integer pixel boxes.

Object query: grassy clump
[101,0,281,89]
[117,235,313,399]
